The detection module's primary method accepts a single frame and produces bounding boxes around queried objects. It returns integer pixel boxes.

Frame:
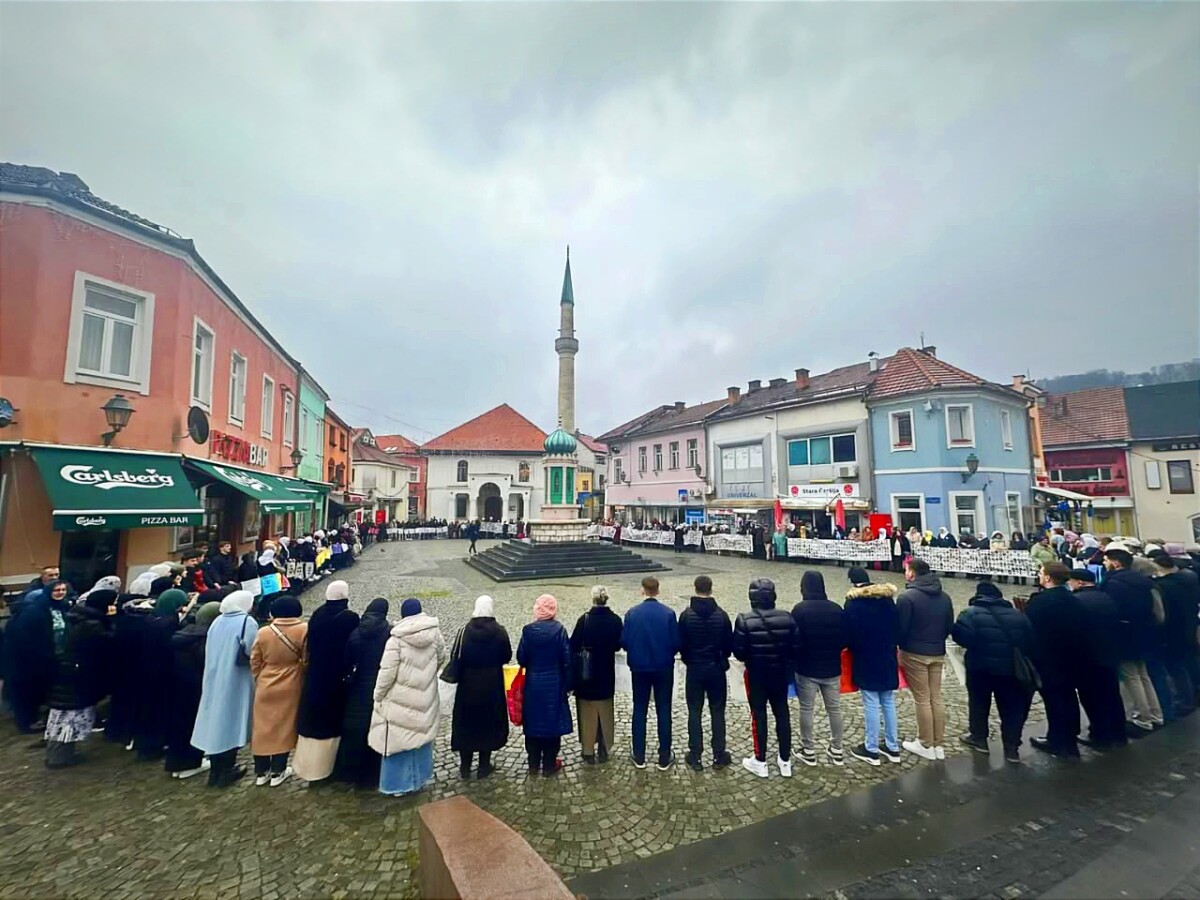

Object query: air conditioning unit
[689,488,704,499]
[836,464,858,479]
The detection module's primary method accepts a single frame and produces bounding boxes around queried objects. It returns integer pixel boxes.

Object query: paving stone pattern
[0,540,1040,897]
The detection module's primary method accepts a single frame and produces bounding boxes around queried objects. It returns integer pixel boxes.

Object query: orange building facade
[0,168,327,592]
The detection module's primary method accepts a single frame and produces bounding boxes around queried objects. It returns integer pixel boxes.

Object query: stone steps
[466,539,668,582]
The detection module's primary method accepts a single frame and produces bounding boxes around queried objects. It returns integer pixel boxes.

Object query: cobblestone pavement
[0,539,1039,898]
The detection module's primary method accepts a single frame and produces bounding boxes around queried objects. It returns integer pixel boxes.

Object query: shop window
[1167,460,1195,494]
[1050,467,1112,483]
[65,272,155,394]
[456,460,469,482]
[892,494,924,533]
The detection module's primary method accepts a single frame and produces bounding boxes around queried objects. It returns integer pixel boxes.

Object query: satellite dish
[0,398,12,428]
[187,406,210,444]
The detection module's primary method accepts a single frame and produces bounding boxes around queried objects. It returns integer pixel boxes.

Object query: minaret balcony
[554,337,579,354]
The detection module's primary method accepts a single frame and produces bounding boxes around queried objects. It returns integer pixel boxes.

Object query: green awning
[185,458,313,512]
[30,446,204,531]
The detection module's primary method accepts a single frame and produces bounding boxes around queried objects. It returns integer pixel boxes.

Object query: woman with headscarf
[1010,531,1029,551]
[6,579,73,733]
[129,564,170,598]
[255,547,283,621]
[890,527,912,573]
[570,586,624,764]
[334,598,393,788]
[130,588,192,761]
[370,599,447,796]
[294,580,360,783]
[192,590,258,788]
[43,588,116,767]
[450,595,512,779]
[165,597,221,779]
[517,594,573,776]
[907,526,924,553]
[250,595,307,787]
[78,575,121,606]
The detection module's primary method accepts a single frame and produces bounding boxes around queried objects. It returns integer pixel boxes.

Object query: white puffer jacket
[368,613,448,756]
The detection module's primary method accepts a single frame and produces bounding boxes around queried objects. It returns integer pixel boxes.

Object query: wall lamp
[101,394,136,446]
[961,453,980,483]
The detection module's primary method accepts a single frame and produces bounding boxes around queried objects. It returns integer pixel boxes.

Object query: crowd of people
[2,532,1196,796]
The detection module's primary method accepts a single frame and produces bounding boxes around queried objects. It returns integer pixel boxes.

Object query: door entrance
[478,483,502,521]
[60,529,120,595]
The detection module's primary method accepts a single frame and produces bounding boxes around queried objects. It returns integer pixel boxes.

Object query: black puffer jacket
[791,592,847,680]
[951,586,1035,678]
[47,605,113,710]
[733,587,797,676]
[1157,570,1200,658]
[678,597,733,673]
[896,573,954,656]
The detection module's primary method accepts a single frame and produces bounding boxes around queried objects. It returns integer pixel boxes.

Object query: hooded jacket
[733,593,797,676]
[843,582,899,691]
[517,619,573,738]
[368,613,447,755]
[896,573,954,656]
[678,597,733,673]
[951,584,1035,678]
[791,584,847,680]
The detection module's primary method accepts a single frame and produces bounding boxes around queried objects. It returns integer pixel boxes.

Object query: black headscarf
[84,589,119,614]
[363,597,389,622]
[271,596,302,618]
[801,570,828,602]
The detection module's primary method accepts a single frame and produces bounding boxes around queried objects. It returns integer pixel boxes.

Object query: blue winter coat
[843,582,900,692]
[517,620,572,738]
[191,609,257,754]
[622,599,679,673]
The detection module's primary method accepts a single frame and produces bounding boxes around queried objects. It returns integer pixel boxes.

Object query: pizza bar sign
[211,431,269,468]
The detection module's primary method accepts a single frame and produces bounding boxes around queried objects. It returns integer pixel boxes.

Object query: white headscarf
[278,535,290,548]
[473,595,495,618]
[129,565,169,596]
[80,574,122,601]
[325,580,350,601]
[220,590,254,614]
[257,548,275,566]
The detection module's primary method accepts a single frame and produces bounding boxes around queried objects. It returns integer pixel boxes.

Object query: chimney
[769,377,786,388]
[1012,375,1025,390]
[1059,397,1068,416]
[674,401,685,411]
[868,352,879,373]
[795,368,810,390]
[727,386,741,402]
[919,345,937,358]
[748,379,762,392]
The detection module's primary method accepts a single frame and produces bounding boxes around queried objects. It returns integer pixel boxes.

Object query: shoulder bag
[440,626,464,684]
[234,615,255,667]
[576,612,594,684]
[270,622,303,661]
[983,606,1041,691]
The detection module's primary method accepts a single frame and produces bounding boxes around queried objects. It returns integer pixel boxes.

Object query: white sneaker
[255,774,270,787]
[903,739,938,761]
[741,757,769,778]
[175,759,211,780]
[934,746,946,760]
[827,746,845,766]
[269,766,293,788]
[777,756,793,777]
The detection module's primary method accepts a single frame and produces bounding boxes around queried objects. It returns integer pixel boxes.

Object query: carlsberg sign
[60,465,176,490]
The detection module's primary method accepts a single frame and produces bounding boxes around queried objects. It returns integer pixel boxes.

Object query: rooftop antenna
[919,331,926,349]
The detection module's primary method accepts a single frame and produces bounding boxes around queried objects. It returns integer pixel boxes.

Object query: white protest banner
[704,533,753,554]
[786,538,890,562]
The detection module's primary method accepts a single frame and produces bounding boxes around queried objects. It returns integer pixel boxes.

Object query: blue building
[868,348,1034,540]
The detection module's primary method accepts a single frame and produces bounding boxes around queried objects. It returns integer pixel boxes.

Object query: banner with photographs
[914,546,1041,577]
[704,533,753,554]
[621,528,677,547]
[684,530,704,547]
[284,560,316,582]
[786,538,890,562]
[387,526,449,539]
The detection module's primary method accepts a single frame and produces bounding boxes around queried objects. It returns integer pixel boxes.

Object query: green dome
[543,427,578,455]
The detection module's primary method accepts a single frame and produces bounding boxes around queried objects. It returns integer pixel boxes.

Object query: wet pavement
[4,538,1176,899]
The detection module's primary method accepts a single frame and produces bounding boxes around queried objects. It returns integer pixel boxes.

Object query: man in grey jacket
[896,558,955,760]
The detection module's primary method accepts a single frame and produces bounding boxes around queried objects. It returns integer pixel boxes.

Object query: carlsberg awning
[185,458,313,512]
[30,446,204,531]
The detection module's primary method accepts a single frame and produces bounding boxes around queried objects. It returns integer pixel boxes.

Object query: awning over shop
[29,445,204,531]
[780,497,871,511]
[1033,485,1093,503]
[185,458,313,513]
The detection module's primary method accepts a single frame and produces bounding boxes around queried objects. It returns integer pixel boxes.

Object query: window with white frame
[669,441,680,469]
[190,319,215,409]
[891,494,925,533]
[653,444,663,471]
[456,460,468,482]
[408,468,419,483]
[787,434,856,467]
[391,470,397,489]
[946,404,975,446]
[282,393,294,447]
[66,274,155,393]
[889,410,915,451]
[1049,466,1112,483]
[1005,491,1024,534]
[261,375,275,438]
[228,353,247,424]
[1167,460,1195,494]
[638,447,647,473]
[950,492,983,537]
[300,407,310,451]
[687,438,699,469]
[614,457,624,482]
[1145,460,1161,490]
[1000,408,1013,450]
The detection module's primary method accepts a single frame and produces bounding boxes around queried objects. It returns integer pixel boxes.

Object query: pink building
[597,399,726,524]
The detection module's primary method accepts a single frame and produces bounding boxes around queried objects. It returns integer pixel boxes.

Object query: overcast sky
[2,3,1197,440]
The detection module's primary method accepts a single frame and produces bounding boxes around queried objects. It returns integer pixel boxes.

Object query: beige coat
[368,613,447,756]
[250,618,308,755]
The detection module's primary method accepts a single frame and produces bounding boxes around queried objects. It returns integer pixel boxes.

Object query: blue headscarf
[400,598,422,618]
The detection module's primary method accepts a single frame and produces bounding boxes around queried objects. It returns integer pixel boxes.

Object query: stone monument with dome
[467,251,665,580]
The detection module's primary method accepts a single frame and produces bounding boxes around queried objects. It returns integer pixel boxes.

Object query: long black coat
[5,595,69,713]
[1104,569,1159,660]
[133,612,181,759]
[333,610,392,785]
[104,604,151,744]
[1073,586,1121,668]
[570,606,624,700]
[1157,570,1200,659]
[164,622,209,772]
[451,617,513,753]
[297,599,360,738]
[1025,585,1084,686]
[843,583,900,691]
[47,605,113,710]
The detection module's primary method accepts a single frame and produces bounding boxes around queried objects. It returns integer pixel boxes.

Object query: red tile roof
[575,432,607,454]
[868,347,985,400]
[1040,387,1130,447]
[375,433,422,454]
[352,440,416,467]
[421,404,548,453]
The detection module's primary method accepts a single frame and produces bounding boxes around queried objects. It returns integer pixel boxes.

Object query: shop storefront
[1,444,205,594]
[183,459,314,555]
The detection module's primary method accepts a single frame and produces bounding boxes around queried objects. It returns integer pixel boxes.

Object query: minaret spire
[554,247,579,433]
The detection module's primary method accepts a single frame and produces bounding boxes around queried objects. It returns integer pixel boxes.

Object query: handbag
[234,616,255,667]
[983,607,1041,691]
[507,667,525,726]
[576,612,594,684]
[440,627,464,685]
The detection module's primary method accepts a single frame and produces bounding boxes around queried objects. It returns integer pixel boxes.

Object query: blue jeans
[631,669,674,765]
[861,689,898,754]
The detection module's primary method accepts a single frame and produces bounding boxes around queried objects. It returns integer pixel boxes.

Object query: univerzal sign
[59,465,176,490]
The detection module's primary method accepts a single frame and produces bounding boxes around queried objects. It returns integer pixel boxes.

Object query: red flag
[834,497,846,531]
[774,498,784,530]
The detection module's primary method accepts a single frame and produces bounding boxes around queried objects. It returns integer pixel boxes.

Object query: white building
[422,404,547,522]
[351,429,416,523]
